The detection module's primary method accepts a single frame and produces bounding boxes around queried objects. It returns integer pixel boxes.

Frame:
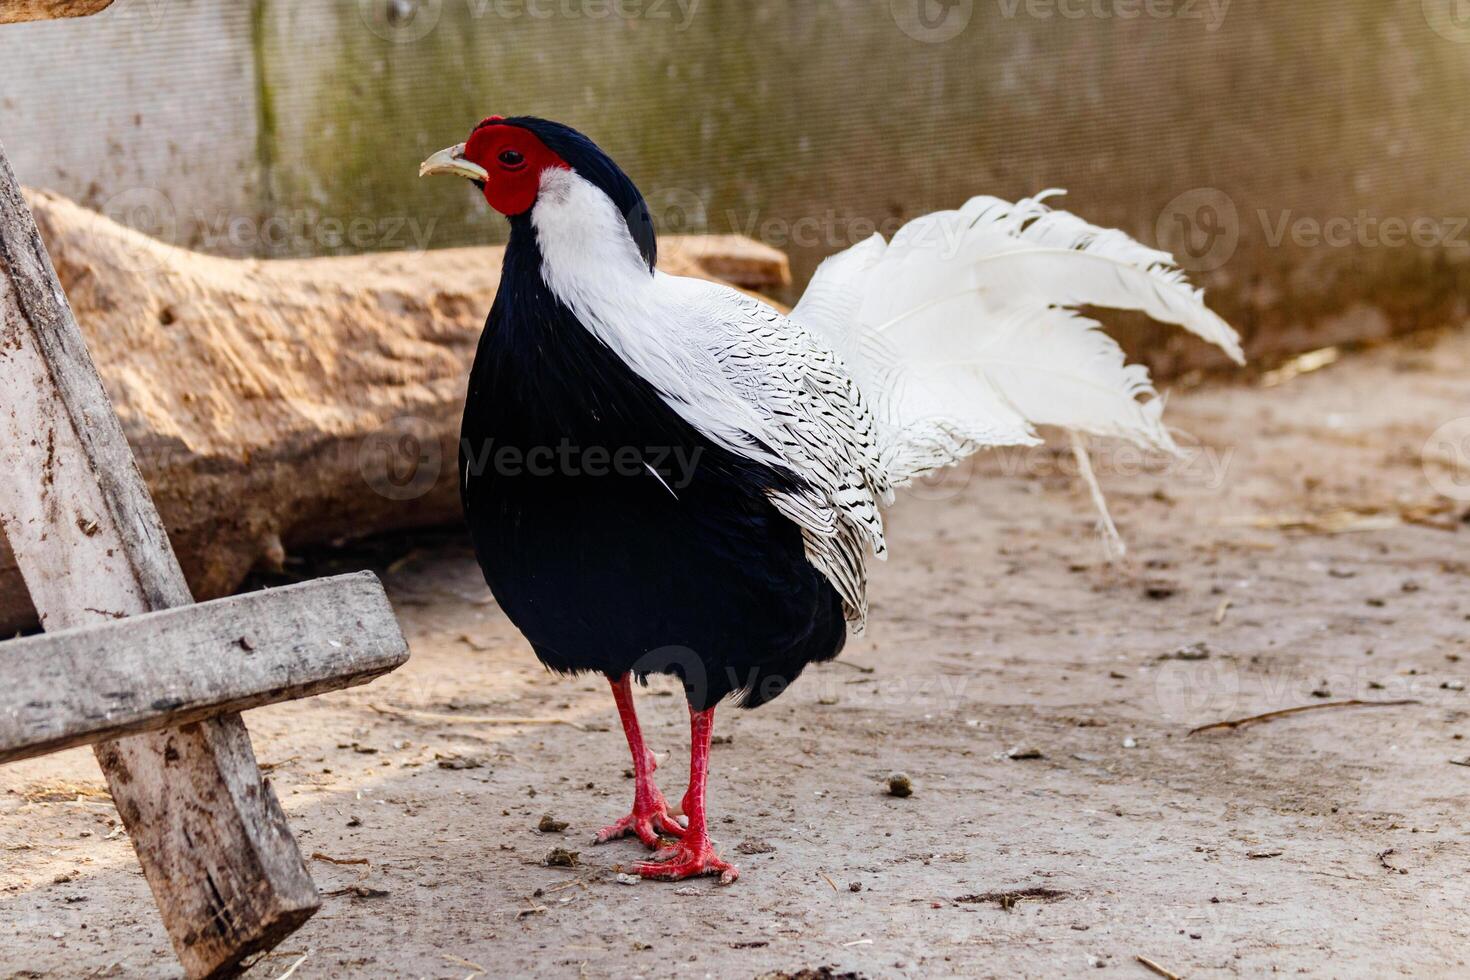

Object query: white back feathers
[532,173,1243,629]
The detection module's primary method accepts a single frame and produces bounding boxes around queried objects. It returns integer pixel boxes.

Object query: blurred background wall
[2,0,1468,373]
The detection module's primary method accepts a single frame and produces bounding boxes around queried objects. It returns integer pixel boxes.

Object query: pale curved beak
[419,143,489,181]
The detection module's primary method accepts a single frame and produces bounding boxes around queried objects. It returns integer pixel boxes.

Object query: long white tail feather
[1071,431,1126,560]
[792,189,1243,542]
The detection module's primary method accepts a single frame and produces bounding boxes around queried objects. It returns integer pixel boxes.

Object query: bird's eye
[498,149,525,168]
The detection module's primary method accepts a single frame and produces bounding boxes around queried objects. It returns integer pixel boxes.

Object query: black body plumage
[460,142,846,710]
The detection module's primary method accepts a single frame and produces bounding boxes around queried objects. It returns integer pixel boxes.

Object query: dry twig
[273,952,310,980]
[828,659,875,674]
[369,703,587,731]
[1136,954,1183,980]
[1189,699,1421,736]
[442,953,487,976]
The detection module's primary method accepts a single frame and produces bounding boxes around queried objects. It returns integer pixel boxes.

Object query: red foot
[593,796,686,849]
[593,746,686,849]
[631,835,739,884]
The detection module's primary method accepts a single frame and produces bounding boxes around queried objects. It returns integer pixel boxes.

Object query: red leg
[593,674,685,849]
[632,704,739,884]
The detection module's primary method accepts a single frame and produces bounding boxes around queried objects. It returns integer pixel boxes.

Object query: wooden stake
[0,139,318,978]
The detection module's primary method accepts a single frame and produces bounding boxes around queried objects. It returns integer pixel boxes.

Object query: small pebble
[616,873,640,886]
[1122,737,1138,749]
[887,773,913,798]
[1162,641,1210,661]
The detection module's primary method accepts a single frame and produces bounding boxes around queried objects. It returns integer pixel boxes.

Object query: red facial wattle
[461,119,571,216]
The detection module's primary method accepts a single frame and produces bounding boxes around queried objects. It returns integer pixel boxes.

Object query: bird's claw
[630,838,739,884]
[593,802,686,849]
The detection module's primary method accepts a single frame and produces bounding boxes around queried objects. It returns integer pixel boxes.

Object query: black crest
[495,116,658,272]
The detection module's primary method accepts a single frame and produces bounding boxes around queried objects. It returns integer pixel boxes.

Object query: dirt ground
[4,328,1470,979]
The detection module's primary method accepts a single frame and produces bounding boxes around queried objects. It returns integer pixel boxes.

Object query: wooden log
[0,141,318,978]
[0,0,114,23]
[0,572,408,765]
[0,191,791,637]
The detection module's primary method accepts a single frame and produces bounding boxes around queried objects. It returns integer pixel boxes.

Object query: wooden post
[0,140,319,977]
[0,0,115,24]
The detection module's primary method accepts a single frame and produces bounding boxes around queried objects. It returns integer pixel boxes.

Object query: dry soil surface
[4,329,1470,979]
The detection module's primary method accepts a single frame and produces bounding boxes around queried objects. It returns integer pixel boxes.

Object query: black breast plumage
[459,215,846,710]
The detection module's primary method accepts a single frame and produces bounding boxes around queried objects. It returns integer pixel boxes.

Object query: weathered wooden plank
[0,139,319,979]
[0,573,408,765]
[0,0,114,24]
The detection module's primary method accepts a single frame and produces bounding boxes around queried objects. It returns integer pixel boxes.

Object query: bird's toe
[594,802,684,849]
[629,838,739,883]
